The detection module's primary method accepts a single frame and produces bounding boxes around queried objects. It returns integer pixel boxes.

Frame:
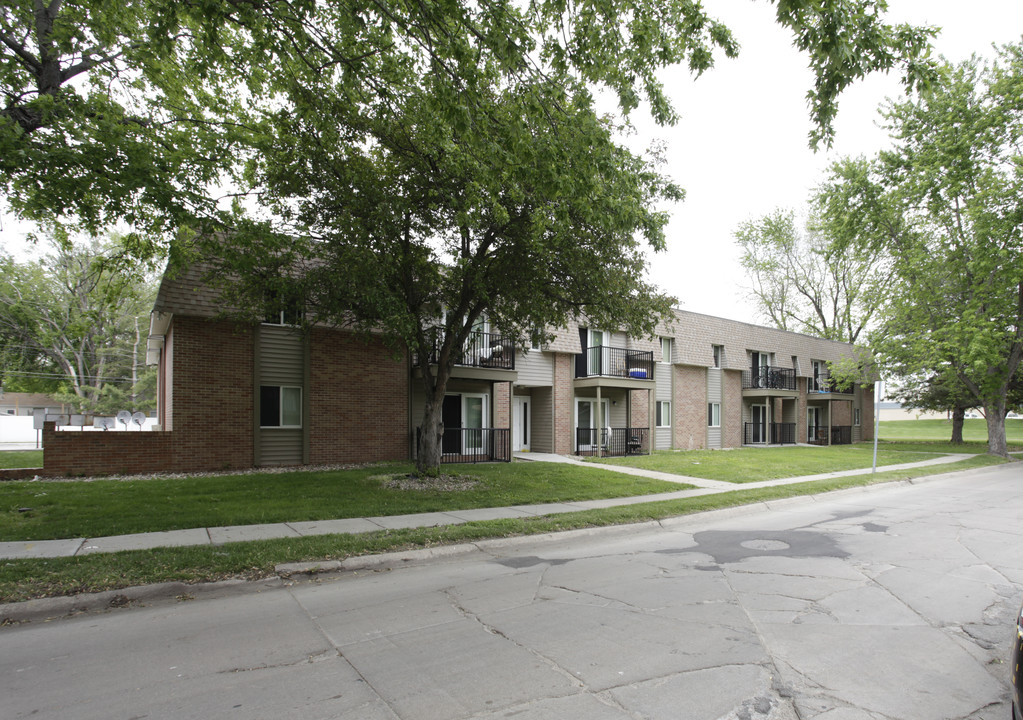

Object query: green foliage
[735,206,890,342]
[817,42,1023,457]
[1,0,934,240]
[0,236,158,412]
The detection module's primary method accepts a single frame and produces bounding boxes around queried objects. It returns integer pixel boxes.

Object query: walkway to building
[0,452,974,561]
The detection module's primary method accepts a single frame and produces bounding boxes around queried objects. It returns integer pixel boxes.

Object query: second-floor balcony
[809,373,854,394]
[742,366,797,392]
[419,328,515,371]
[575,346,654,381]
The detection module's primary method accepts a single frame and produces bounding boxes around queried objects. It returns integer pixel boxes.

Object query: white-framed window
[656,401,671,427]
[260,386,302,428]
[854,407,862,426]
[712,345,723,368]
[707,402,721,428]
[660,337,672,364]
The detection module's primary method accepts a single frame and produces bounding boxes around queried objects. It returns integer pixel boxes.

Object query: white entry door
[513,397,530,452]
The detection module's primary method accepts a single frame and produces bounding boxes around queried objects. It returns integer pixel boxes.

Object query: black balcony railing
[742,366,797,391]
[807,425,852,446]
[574,427,650,456]
[743,422,796,445]
[416,427,511,463]
[809,373,854,394]
[575,346,654,380]
[419,328,514,370]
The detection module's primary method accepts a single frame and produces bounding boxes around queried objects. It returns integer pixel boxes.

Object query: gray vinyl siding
[707,368,722,448]
[531,387,553,453]
[259,429,303,465]
[259,326,304,385]
[258,325,305,466]
[516,350,554,386]
[656,363,672,449]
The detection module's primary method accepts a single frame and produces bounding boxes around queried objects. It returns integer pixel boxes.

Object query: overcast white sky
[641,0,1023,323]
[1,0,1021,325]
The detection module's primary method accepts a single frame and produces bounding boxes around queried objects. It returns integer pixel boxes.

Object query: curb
[0,461,1012,625]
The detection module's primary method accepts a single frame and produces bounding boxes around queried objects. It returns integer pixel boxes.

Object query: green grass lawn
[0,461,686,542]
[588,444,944,482]
[879,418,1023,447]
[0,450,42,469]
[0,453,1008,604]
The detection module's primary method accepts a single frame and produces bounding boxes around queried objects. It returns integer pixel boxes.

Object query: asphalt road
[2,464,1021,720]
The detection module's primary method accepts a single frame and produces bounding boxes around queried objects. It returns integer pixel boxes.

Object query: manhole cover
[740,539,791,551]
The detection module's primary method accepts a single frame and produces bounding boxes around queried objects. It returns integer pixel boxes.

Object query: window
[260,386,302,428]
[656,401,671,428]
[707,402,721,428]
[854,408,862,426]
[712,345,723,368]
[263,287,303,326]
[660,337,672,364]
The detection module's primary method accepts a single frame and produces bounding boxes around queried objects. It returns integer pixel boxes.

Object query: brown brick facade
[674,365,707,451]
[552,354,573,454]
[308,328,409,464]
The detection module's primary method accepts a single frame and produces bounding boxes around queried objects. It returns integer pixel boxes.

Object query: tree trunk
[416,393,444,475]
[949,405,965,445]
[984,401,1009,458]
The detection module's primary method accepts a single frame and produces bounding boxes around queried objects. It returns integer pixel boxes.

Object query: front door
[807,407,821,443]
[442,395,462,454]
[513,397,530,452]
[442,393,487,454]
[752,404,769,444]
[576,398,610,451]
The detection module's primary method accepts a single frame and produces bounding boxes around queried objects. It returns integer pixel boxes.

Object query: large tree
[0,236,158,413]
[190,1,935,473]
[4,0,937,472]
[2,0,935,240]
[735,199,891,343]
[819,43,1023,457]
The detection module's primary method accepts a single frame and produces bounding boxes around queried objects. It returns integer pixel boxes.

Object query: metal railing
[743,422,796,445]
[742,366,796,391]
[419,328,515,370]
[575,346,654,380]
[808,373,854,394]
[416,427,511,463]
[807,425,852,446]
[574,427,650,456]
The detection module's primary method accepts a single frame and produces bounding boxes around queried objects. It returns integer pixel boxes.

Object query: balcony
[575,346,654,381]
[574,427,650,456]
[809,373,854,395]
[808,425,852,446]
[415,427,512,463]
[419,328,515,371]
[743,422,796,445]
[742,366,797,392]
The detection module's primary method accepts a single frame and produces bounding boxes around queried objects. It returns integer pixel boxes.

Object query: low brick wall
[41,424,253,477]
[0,468,43,481]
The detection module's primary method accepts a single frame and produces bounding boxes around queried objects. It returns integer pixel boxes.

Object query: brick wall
[722,370,743,448]
[674,365,707,451]
[494,381,511,429]
[552,354,573,454]
[44,317,255,476]
[308,328,408,464]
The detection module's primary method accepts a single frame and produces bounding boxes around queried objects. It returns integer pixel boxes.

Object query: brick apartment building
[42,262,873,475]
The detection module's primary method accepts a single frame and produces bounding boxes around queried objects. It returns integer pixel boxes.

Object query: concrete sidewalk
[0,452,975,561]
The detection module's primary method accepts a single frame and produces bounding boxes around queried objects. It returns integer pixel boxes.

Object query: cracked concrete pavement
[2,463,1021,719]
